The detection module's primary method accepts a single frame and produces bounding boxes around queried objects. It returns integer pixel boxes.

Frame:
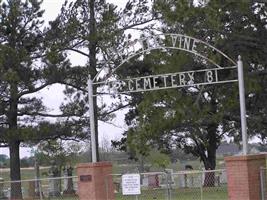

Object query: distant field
[115,187,228,200]
[0,167,50,181]
[0,159,226,180]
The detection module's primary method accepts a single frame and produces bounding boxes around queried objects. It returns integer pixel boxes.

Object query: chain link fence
[106,172,170,200]
[106,169,227,200]
[0,176,79,200]
[0,169,227,200]
[171,169,227,200]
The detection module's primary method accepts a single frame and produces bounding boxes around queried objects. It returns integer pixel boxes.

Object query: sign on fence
[122,174,141,195]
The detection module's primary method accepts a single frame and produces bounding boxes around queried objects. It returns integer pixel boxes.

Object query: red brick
[225,154,266,200]
[76,162,115,200]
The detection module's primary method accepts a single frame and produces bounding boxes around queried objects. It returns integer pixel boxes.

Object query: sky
[0,0,257,158]
[0,0,128,158]
[40,0,129,147]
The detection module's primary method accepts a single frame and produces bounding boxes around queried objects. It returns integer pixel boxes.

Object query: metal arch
[164,33,236,65]
[93,33,237,83]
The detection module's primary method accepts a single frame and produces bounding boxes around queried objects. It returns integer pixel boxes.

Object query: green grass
[0,164,228,200]
[0,167,50,181]
[41,197,78,200]
[115,187,228,200]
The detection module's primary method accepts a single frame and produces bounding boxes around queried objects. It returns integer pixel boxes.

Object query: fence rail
[0,176,79,200]
[106,169,228,200]
[0,169,227,200]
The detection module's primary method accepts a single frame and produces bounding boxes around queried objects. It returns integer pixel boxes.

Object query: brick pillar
[76,162,114,200]
[225,154,266,200]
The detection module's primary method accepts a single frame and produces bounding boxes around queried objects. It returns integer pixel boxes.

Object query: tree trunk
[203,170,215,187]
[9,140,22,199]
[203,123,217,187]
[8,82,22,198]
[203,152,216,187]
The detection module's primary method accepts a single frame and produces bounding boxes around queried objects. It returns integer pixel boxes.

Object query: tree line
[0,0,267,198]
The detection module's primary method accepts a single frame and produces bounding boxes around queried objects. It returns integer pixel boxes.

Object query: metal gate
[105,169,227,200]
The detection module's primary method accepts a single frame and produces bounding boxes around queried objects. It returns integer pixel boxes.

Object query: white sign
[122,174,141,195]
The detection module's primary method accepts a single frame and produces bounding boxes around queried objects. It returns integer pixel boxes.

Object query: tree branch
[0,144,9,147]
[119,17,159,32]
[18,82,52,98]
[99,103,131,117]
[99,120,124,129]
[58,81,87,93]
[64,48,90,57]
[18,112,82,118]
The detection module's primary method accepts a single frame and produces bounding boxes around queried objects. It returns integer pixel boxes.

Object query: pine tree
[46,0,156,161]
[114,1,267,187]
[0,0,80,197]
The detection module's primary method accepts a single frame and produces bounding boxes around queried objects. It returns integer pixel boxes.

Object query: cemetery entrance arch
[87,33,247,162]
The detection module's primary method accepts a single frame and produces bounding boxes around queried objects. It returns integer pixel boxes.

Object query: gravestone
[148,175,159,188]
[0,178,7,199]
[48,161,61,197]
[178,174,186,188]
[28,181,35,199]
[63,164,75,195]
[165,169,174,187]
[141,176,148,187]
[34,159,43,198]
[184,166,194,188]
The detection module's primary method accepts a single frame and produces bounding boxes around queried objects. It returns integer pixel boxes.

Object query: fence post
[260,167,265,200]
[225,154,266,200]
[38,179,43,200]
[200,170,203,200]
[166,172,171,200]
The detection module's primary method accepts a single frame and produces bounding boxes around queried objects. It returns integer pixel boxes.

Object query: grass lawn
[0,165,228,200]
[0,167,50,181]
[115,187,228,200]
[25,188,227,200]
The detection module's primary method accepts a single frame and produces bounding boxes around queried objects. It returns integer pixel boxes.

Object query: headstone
[48,161,61,197]
[178,173,186,188]
[165,169,174,186]
[34,159,43,198]
[186,173,195,188]
[0,178,7,199]
[63,164,75,195]
[184,165,194,188]
[28,181,35,199]
[141,175,149,187]
[220,170,227,184]
[148,174,159,188]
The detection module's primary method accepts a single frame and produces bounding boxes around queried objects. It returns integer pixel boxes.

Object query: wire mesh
[0,169,227,200]
[106,172,169,200]
[171,169,227,200]
[106,169,227,200]
[0,176,79,200]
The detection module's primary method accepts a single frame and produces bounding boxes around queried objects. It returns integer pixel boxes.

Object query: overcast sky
[0,0,128,158]
[40,0,128,146]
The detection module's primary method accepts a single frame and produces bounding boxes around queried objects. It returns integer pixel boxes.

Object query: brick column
[225,154,266,200]
[77,162,114,200]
